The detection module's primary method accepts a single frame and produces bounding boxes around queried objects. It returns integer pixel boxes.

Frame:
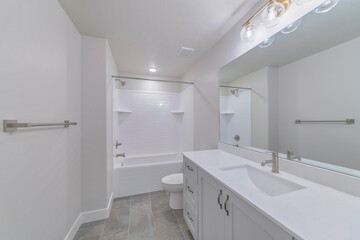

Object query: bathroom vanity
[182,149,360,240]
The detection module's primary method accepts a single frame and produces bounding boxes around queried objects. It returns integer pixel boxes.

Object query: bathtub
[113,153,183,198]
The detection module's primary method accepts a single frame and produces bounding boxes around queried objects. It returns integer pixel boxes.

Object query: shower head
[230,89,238,95]
[115,79,126,88]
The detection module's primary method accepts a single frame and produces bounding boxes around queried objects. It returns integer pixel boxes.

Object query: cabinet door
[224,190,294,240]
[198,170,225,240]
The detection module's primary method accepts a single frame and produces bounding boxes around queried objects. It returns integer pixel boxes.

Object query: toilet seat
[161,173,183,192]
[162,173,184,209]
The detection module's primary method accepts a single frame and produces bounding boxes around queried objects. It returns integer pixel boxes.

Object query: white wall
[81,36,115,212]
[219,89,229,143]
[277,37,360,170]
[114,86,194,156]
[180,86,194,151]
[229,68,270,149]
[115,90,182,156]
[0,0,81,239]
[220,90,252,146]
[182,0,325,150]
[106,42,117,204]
[222,67,278,151]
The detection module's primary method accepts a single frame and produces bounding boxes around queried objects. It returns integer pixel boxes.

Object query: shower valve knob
[115,141,122,148]
[116,153,126,158]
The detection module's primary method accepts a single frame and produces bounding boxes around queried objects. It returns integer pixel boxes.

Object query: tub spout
[116,153,126,158]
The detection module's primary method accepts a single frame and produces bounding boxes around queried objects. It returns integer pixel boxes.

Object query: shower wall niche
[113,86,194,157]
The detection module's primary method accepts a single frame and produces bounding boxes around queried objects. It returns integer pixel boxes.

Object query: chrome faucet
[261,152,279,173]
[287,151,302,161]
[116,153,126,158]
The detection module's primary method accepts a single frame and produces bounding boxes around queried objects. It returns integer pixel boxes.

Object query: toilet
[161,173,183,209]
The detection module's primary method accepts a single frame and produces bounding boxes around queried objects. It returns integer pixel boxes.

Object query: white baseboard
[81,193,114,223]
[64,215,82,240]
[64,193,114,240]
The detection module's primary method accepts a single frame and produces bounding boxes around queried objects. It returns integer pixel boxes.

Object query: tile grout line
[99,210,107,240]
[149,192,156,240]
[173,209,184,239]
[128,196,132,240]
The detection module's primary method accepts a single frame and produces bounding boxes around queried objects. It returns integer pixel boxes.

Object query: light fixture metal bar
[220,85,252,90]
[112,75,193,85]
[243,0,292,26]
[294,119,355,124]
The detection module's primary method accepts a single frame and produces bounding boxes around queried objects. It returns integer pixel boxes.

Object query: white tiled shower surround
[113,86,194,157]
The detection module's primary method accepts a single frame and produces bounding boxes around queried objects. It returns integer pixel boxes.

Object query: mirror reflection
[219,0,360,177]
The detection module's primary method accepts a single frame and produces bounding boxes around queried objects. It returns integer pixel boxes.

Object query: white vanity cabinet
[183,157,198,237]
[224,188,295,240]
[198,168,225,240]
[183,155,296,240]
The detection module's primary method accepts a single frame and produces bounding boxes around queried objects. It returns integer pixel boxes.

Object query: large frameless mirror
[219,0,360,177]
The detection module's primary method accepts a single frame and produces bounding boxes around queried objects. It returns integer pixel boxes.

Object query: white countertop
[182,149,360,240]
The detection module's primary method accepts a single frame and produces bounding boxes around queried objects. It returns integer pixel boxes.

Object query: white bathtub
[113,153,183,198]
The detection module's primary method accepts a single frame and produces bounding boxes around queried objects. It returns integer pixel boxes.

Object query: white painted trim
[64,215,82,240]
[81,193,114,223]
[64,193,114,240]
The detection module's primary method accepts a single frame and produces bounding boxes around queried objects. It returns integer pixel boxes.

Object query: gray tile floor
[74,191,194,240]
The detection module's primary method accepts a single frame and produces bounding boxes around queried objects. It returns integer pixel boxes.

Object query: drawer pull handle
[217,190,223,209]
[187,165,194,171]
[187,211,194,222]
[224,195,229,216]
[187,186,194,194]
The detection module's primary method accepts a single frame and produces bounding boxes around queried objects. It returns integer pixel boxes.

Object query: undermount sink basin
[220,165,305,196]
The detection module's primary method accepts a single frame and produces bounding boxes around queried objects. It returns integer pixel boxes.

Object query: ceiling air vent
[177,47,195,57]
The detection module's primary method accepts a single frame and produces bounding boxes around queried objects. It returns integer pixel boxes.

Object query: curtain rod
[112,75,194,85]
[219,85,252,90]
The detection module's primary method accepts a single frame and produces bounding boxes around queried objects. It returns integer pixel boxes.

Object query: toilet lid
[162,173,183,185]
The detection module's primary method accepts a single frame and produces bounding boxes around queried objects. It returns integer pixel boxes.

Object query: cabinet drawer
[185,174,197,205]
[184,198,197,237]
[184,158,197,180]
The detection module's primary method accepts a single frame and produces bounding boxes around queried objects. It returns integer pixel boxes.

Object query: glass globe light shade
[240,23,257,42]
[261,2,286,28]
[295,0,312,6]
[281,18,302,34]
[314,0,339,13]
[259,36,275,48]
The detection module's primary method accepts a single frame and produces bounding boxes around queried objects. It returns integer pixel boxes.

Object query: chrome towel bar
[3,120,77,132]
[294,119,355,124]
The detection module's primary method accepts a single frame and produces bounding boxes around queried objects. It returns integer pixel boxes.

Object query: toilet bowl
[161,173,183,209]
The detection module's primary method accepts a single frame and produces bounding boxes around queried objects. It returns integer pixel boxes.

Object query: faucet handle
[116,153,126,158]
[264,151,277,157]
[114,140,122,149]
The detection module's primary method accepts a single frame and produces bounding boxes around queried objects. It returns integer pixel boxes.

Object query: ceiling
[59,0,259,78]
[220,0,360,82]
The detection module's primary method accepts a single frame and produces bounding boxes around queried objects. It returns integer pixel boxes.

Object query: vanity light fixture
[281,18,302,34]
[240,23,257,42]
[259,35,276,48]
[148,67,157,73]
[240,0,292,41]
[260,1,287,28]
[314,0,339,13]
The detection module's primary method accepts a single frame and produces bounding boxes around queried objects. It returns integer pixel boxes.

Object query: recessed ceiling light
[148,67,157,73]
